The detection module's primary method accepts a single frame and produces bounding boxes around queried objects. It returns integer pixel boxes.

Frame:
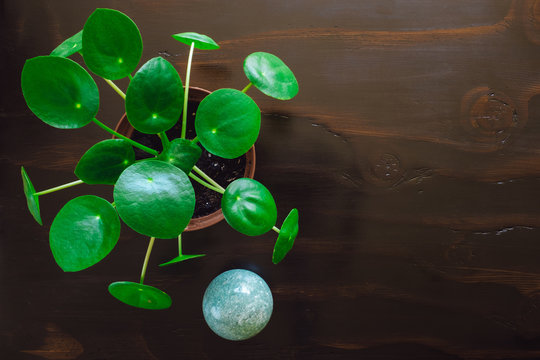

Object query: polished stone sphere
[202,269,273,341]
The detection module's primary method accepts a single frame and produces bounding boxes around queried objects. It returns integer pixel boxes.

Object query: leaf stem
[128,74,133,81]
[181,42,195,139]
[140,237,156,285]
[159,131,170,150]
[188,172,223,194]
[272,226,281,234]
[92,118,159,156]
[241,82,253,93]
[191,136,199,145]
[35,179,84,196]
[104,79,126,99]
[192,165,226,193]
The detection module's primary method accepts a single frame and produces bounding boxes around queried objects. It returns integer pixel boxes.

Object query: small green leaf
[50,195,120,272]
[125,57,184,134]
[21,167,42,225]
[243,52,298,100]
[108,281,172,310]
[82,8,143,80]
[157,138,201,174]
[159,254,205,267]
[272,208,299,264]
[21,56,99,129]
[171,32,219,50]
[114,160,195,239]
[50,30,83,57]
[222,178,277,236]
[75,139,135,185]
[195,89,260,159]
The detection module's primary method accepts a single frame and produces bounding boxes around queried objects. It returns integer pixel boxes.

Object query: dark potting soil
[130,99,247,218]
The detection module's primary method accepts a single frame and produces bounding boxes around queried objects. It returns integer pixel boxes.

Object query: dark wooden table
[3,1,540,359]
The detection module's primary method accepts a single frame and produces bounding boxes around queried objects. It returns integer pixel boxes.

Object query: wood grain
[3,0,540,359]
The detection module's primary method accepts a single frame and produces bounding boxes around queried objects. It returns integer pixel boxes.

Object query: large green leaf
[125,57,184,134]
[21,167,42,225]
[272,208,299,264]
[50,195,120,272]
[109,281,172,309]
[222,178,277,236]
[50,30,83,57]
[195,89,260,159]
[157,138,201,174]
[171,32,219,50]
[114,160,195,239]
[21,56,99,129]
[243,52,298,100]
[82,8,142,80]
[75,139,135,185]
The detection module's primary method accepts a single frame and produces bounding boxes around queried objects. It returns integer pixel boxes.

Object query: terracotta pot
[114,86,256,232]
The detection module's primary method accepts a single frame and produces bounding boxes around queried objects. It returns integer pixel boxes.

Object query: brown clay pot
[114,86,256,232]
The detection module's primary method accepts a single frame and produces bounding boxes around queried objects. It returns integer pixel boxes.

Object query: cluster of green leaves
[20,8,300,310]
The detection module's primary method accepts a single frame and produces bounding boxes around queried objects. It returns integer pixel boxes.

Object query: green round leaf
[272,208,299,264]
[50,30,83,57]
[243,52,298,100]
[171,32,219,50]
[109,281,172,310]
[222,178,277,236]
[21,167,42,225]
[114,160,195,239]
[21,56,99,129]
[125,57,184,134]
[195,89,260,159]
[159,254,205,267]
[157,138,202,174]
[82,8,143,80]
[75,139,135,185]
[50,195,120,272]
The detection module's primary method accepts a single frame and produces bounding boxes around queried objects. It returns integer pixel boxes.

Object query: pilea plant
[21,8,299,310]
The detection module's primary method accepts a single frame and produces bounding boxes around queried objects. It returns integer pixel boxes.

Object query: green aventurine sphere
[202,269,273,341]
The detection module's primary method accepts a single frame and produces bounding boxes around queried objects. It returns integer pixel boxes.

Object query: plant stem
[104,79,126,99]
[188,172,223,194]
[92,118,159,156]
[191,136,199,145]
[192,165,226,193]
[241,82,253,93]
[272,226,281,234]
[159,131,170,150]
[128,74,133,81]
[140,237,156,284]
[181,42,195,139]
[35,179,84,196]
[178,234,183,256]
